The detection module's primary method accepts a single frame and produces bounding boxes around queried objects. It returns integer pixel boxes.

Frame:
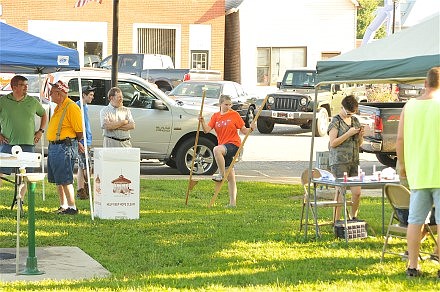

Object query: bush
[367,84,398,102]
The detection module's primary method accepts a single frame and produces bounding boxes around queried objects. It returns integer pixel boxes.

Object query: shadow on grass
[1,179,439,290]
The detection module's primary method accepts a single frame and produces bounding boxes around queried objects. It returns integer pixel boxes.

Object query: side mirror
[152,99,168,110]
[277,81,281,89]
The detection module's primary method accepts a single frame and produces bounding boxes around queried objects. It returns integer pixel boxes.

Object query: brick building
[0,0,225,72]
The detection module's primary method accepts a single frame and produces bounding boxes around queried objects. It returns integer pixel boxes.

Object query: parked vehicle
[0,74,45,98]
[41,68,219,175]
[257,69,367,136]
[357,102,405,167]
[168,80,258,127]
[99,53,221,92]
[396,83,424,101]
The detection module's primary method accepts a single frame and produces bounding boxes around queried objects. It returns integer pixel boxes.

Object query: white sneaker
[212,174,223,182]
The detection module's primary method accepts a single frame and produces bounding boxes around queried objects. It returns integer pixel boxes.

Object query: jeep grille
[274,97,299,111]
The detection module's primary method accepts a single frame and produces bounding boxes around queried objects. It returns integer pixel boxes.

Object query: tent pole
[305,86,320,240]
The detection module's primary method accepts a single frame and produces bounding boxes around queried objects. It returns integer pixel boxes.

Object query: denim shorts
[0,144,35,174]
[223,143,239,167]
[330,162,358,178]
[408,188,440,225]
[47,140,78,185]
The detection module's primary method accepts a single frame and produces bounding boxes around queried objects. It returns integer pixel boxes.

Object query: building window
[257,47,307,86]
[191,50,209,70]
[84,42,103,67]
[59,41,77,50]
[137,28,176,65]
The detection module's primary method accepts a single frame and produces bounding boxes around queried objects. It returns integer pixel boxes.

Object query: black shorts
[223,143,239,167]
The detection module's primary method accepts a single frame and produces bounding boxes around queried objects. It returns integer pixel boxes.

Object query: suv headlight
[300,97,307,106]
[268,96,275,104]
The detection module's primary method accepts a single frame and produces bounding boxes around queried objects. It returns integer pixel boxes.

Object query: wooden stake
[185,90,206,205]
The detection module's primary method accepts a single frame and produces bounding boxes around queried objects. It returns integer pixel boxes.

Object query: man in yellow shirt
[46,80,83,215]
[397,67,440,278]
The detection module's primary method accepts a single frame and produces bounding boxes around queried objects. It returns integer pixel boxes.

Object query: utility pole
[111,0,119,87]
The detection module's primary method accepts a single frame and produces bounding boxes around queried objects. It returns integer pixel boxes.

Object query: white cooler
[93,148,140,219]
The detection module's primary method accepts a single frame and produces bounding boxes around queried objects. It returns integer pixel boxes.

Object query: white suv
[43,68,218,175]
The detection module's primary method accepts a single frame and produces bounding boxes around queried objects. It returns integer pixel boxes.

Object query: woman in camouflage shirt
[327,95,364,221]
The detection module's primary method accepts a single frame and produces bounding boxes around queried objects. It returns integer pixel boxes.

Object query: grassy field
[0,178,439,291]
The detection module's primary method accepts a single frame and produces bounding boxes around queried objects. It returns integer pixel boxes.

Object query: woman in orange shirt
[199,95,255,207]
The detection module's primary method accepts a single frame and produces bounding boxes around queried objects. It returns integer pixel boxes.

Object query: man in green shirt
[0,75,47,198]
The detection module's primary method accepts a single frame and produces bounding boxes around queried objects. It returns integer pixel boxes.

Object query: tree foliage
[357,0,386,40]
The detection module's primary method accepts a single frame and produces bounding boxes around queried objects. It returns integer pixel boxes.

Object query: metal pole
[19,181,44,275]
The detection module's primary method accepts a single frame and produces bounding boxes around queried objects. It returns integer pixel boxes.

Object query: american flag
[74,0,102,8]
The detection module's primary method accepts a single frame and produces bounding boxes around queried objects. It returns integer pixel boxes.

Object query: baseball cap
[49,80,69,94]
[82,85,96,94]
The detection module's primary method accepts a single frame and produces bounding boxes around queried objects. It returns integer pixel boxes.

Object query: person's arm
[396,108,406,178]
[328,126,360,148]
[199,116,213,133]
[239,121,256,135]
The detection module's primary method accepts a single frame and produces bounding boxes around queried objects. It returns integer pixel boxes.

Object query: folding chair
[299,169,352,234]
[381,183,438,262]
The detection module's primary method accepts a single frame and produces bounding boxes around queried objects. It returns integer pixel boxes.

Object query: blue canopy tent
[0,22,80,73]
[0,23,94,218]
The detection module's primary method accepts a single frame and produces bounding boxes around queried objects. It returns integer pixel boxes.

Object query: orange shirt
[208,110,244,147]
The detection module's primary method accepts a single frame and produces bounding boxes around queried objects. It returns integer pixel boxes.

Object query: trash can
[93,148,140,219]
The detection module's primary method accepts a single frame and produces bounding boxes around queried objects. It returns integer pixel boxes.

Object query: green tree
[357,0,386,40]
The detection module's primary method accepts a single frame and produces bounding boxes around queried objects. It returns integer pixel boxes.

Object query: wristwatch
[38,128,45,133]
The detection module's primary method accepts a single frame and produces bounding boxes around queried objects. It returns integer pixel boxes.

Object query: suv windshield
[283,71,316,88]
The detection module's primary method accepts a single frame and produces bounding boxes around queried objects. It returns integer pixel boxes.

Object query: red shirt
[208,110,244,147]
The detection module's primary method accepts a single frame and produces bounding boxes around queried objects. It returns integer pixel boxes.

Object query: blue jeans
[47,141,78,185]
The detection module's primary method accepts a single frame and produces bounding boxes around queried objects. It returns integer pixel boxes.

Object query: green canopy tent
[304,12,440,239]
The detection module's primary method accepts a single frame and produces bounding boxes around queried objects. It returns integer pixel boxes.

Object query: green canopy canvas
[316,12,439,85]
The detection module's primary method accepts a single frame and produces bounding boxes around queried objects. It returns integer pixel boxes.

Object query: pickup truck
[257,69,367,136]
[41,68,219,175]
[357,102,405,167]
[99,54,221,92]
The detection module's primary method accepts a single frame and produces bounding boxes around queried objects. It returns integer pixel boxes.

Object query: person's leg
[77,167,85,190]
[213,145,226,177]
[62,183,77,209]
[227,168,237,207]
[350,186,361,218]
[407,189,433,272]
[57,185,67,209]
[333,187,342,221]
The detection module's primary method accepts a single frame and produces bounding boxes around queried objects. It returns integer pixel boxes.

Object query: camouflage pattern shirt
[327,115,361,166]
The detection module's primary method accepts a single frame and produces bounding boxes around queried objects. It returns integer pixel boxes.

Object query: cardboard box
[93,148,140,219]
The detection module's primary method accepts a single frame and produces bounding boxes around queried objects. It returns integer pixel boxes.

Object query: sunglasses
[342,107,355,116]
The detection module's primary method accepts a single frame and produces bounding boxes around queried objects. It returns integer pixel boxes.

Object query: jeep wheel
[245,106,255,128]
[314,107,329,137]
[175,137,217,175]
[257,117,274,134]
[165,159,177,168]
[376,153,397,167]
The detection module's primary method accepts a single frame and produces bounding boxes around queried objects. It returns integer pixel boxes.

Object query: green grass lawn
[1,178,439,291]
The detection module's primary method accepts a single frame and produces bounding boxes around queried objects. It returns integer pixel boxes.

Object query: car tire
[256,117,274,134]
[376,153,397,167]
[165,159,177,169]
[245,106,255,128]
[314,107,329,137]
[175,137,217,175]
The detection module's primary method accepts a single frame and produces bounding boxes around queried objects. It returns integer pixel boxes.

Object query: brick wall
[0,0,225,72]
